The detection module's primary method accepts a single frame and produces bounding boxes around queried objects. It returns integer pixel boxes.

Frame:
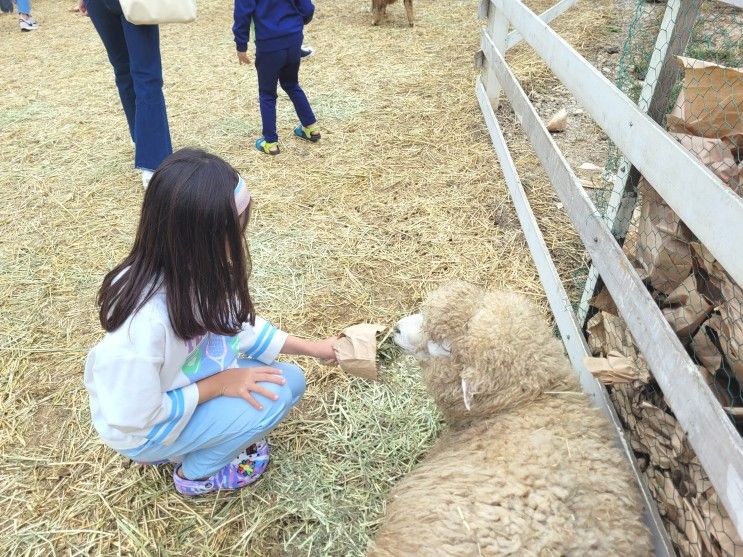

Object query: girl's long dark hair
[98,148,255,339]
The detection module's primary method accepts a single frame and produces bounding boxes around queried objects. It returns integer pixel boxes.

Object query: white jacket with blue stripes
[83,288,288,451]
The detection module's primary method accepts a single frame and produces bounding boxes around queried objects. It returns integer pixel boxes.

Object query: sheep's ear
[461,377,473,411]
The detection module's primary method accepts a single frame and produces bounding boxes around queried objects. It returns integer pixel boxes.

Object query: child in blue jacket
[234,0,320,155]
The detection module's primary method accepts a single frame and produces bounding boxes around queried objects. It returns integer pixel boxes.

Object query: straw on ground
[0,0,615,553]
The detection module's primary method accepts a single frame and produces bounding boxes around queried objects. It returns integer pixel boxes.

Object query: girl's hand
[312,336,339,364]
[78,0,87,15]
[199,367,285,409]
[237,50,251,65]
[280,335,339,364]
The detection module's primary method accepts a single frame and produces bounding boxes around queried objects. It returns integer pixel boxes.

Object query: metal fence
[579,1,742,554]
[475,0,743,555]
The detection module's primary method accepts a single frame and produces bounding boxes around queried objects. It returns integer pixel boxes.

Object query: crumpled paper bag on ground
[586,311,634,356]
[660,273,713,339]
[585,312,651,383]
[699,486,743,556]
[635,400,692,469]
[590,287,618,315]
[583,350,637,384]
[546,108,567,132]
[689,242,743,384]
[635,178,693,294]
[332,324,386,380]
[667,56,743,151]
[717,276,743,385]
[690,241,724,302]
[671,133,741,190]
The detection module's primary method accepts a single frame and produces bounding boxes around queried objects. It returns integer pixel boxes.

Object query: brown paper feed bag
[635,178,692,294]
[583,350,637,384]
[670,133,739,185]
[718,277,743,384]
[669,57,743,149]
[333,323,387,380]
[661,273,713,338]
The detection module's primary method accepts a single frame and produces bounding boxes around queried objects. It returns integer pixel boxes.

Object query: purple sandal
[173,439,270,496]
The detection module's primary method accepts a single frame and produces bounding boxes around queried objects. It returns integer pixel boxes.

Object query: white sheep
[368,281,652,556]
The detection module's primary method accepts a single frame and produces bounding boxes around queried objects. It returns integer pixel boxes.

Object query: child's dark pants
[255,43,316,143]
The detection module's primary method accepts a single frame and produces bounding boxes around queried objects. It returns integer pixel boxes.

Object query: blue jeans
[85,0,172,171]
[16,0,30,14]
[256,43,316,143]
[121,359,306,480]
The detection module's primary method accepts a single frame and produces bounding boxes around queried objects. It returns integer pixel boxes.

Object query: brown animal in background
[372,0,414,27]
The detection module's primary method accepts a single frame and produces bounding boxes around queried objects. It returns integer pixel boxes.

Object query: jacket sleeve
[296,0,315,24]
[88,319,199,444]
[233,0,256,52]
[238,316,289,364]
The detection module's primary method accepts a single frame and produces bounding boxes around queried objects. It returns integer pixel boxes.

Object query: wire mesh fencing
[582,1,743,554]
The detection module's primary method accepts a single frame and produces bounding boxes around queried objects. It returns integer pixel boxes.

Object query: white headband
[234,175,251,215]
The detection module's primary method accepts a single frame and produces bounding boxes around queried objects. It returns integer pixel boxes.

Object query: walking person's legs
[279,45,316,129]
[280,44,320,142]
[121,18,172,172]
[85,0,136,144]
[255,48,286,154]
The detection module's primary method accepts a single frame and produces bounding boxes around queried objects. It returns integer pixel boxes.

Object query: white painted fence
[475,0,743,552]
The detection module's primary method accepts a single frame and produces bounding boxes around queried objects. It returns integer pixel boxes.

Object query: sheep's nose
[393,325,400,335]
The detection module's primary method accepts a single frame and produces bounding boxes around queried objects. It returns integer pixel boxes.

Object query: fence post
[480,0,509,107]
[576,0,703,323]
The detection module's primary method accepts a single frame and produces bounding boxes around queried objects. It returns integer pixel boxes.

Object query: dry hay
[1,0,615,554]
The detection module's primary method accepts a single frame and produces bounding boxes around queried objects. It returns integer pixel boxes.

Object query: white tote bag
[120,0,197,25]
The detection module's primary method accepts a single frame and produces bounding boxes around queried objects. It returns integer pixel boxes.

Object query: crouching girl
[84,148,335,496]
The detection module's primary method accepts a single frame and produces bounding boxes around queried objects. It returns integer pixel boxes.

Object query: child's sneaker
[300,45,315,58]
[255,137,280,155]
[19,15,38,31]
[294,124,321,143]
[173,439,270,496]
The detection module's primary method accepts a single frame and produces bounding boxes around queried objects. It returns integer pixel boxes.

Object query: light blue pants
[17,0,31,14]
[122,359,305,480]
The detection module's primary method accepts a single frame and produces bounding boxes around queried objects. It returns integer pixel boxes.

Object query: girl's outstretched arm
[281,335,338,362]
[238,316,337,363]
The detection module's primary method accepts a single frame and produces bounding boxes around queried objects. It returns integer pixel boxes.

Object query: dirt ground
[0,0,622,554]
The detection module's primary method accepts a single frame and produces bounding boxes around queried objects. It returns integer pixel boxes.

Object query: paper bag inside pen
[333,324,387,380]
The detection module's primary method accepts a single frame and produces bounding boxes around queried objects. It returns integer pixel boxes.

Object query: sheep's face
[394,313,452,359]
[409,282,573,426]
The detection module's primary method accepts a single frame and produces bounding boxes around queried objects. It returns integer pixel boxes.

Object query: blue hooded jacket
[233,0,315,53]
